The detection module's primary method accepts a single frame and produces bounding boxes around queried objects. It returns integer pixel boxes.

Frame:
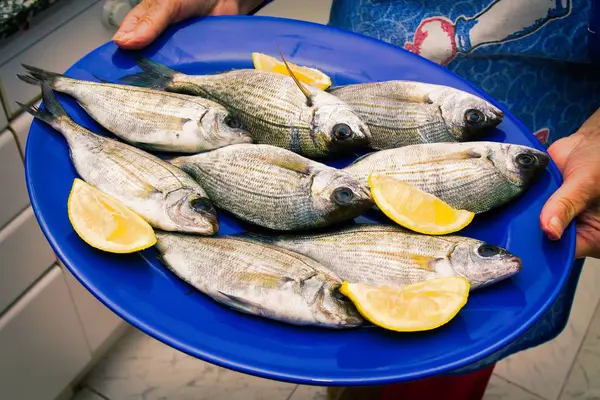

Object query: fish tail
[119,57,177,90]
[20,64,63,88]
[17,81,68,126]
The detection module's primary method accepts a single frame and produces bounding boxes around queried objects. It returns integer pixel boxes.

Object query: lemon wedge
[252,52,332,90]
[340,277,470,332]
[67,178,156,253]
[368,173,475,235]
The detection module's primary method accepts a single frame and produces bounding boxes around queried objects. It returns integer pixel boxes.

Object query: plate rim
[23,15,576,385]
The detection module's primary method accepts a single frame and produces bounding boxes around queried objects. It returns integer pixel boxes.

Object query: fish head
[311,169,374,221]
[490,144,550,188]
[433,89,504,141]
[165,189,219,235]
[310,92,372,155]
[200,109,253,147]
[445,240,522,289]
[303,274,364,327]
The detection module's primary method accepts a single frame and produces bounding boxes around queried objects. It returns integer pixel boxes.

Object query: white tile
[484,375,544,400]
[0,207,56,313]
[256,0,333,24]
[72,387,106,400]
[494,258,600,400]
[289,385,327,400]
[84,328,296,400]
[0,129,30,229]
[0,266,91,400]
[559,299,600,400]
[62,264,126,355]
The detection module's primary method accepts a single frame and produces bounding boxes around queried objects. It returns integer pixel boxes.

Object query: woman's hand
[541,109,600,259]
[113,0,264,50]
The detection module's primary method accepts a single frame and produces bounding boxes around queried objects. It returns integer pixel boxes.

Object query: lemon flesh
[252,52,332,90]
[67,178,156,253]
[340,277,470,332]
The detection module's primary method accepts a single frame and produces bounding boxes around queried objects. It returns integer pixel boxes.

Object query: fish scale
[154,232,364,328]
[344,141,549,213]
[18,65,252,153]
[329,80,504,149]
[245,224,522,290]
[19,83,218,235]
[118,59,372,158]
[170,143,373,231]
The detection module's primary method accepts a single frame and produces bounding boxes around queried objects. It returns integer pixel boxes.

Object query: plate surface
[24,16,575,385]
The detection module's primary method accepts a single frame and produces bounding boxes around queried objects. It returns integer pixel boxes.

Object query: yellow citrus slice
[67,178,156,253]
[368,173,475,235]
[340,277,470,332]
[252,52,332,90]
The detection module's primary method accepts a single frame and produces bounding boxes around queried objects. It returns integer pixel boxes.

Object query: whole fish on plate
[154,231,364,328]
[170,143,373,231]
[20,82,218,235]
[328,81,504,150]
[245,224,522,290]
[18,65,252,153]
[118,57,372,158]
[343,141,549,213]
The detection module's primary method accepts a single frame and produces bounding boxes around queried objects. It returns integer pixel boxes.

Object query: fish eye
[477,244,502,258]
[190,198,214,213]
[332,123,353,140]
[516,153,537,168]
[332,287,349,301]
[224,115,242,129]
[332,187,355,205]
[464,109,485,125]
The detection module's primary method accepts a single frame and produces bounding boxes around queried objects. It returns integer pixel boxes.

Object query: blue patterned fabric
[326,0,597,373]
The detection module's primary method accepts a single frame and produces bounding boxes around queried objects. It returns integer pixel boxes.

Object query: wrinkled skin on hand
[113,0,263,49]
[541,108,600,259]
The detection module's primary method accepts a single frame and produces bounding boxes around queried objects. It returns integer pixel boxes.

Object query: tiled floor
[71,1,600,400]
[70,258,600,400]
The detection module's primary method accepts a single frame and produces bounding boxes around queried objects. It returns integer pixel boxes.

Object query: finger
[547,136,578,174]
[540,174,595,240]
[113,0,178,50]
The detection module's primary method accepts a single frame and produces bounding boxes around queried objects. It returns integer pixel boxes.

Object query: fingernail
[548,216,563,240]
[113,31,134,43]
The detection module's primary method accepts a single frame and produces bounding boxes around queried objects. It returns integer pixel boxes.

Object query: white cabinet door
[0,130,29,229]
[62,265,126,354]
[0,266,91,400]
[0,207,57,313]
[0,0,114,117]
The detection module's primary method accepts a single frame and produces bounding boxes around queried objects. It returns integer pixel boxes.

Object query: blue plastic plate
[25,16,575,385]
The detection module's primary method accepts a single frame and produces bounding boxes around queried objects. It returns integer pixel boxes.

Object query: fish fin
[119,57,177,90]
[411,255,437,271]
[279,51,313,107]
[16,81,68,125]
[216,291,265,315]
[91,73,112,84]
[21,64,62,87]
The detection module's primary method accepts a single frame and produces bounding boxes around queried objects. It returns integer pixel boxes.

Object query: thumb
[113,1,178,50]
[540,174,594,240]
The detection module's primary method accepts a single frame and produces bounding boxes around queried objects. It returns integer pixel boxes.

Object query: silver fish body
[245,224,522,290]
[344,141,549,213]
[18,65,252,153]
[154,231,364,328]
[328,81,504,149]
[171,143,374,231]
[22,83,218,235]
[119,59,372,158]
